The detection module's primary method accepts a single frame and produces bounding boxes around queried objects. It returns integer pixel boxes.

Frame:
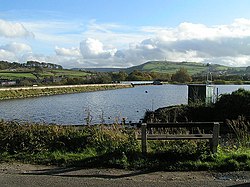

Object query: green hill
[125,61,245,75]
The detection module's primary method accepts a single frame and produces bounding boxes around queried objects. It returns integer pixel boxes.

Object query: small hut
[188,84,216,105]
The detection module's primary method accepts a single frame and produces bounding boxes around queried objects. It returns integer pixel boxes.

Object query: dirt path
[0,162,249,187]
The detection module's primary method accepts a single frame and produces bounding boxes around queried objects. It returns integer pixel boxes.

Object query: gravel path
[0,162,249,187]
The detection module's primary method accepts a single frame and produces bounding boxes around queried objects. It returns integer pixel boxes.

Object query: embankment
[0,84,132,100]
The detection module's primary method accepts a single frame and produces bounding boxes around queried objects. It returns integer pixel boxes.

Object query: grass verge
[0,121,249,171]
[0,84,131,100]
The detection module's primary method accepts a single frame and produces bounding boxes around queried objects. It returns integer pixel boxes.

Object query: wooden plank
[145,122,218,128]
[137,134,213,140]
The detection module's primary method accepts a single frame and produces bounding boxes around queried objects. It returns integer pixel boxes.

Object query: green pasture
[0,72,36,79]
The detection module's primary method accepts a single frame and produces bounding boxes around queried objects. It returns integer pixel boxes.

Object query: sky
[1,0,250,68]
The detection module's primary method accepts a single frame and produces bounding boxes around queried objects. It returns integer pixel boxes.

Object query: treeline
[92,68,190,83]
[0,61,63,70]
[2,59,250,86]
[85,67,250,84]
[65,69,190,85]
[193,74,250,84]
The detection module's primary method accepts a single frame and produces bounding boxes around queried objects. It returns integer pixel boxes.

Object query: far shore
[0,83,131,91]
[0,83,132,100]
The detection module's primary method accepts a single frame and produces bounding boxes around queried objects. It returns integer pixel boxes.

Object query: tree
[150,72,171,81]
[127,70,152,81]
[171,68,192,83]
[34,66,43,74]
[112,71,128,82]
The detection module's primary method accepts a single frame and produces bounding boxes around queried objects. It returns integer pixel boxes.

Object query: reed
[226,116,250,148]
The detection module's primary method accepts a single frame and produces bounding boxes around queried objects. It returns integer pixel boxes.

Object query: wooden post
[211,122,220,153]
[141,123,147,154]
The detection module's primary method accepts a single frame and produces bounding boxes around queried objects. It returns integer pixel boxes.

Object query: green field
[50,69,90,77]
[142,61,207,74]
[0,72,36,79]
[0,69,90,80]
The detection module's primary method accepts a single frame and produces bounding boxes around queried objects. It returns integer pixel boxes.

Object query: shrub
[0,121,90,153]
[215,88,250,120]
[0,122,139,155]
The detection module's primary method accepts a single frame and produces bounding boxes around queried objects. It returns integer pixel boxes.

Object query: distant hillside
[125,61,246,75]
[73,61,247,75]
[73,68,125,72]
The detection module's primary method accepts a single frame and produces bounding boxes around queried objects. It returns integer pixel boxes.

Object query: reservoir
[0,84,250,125]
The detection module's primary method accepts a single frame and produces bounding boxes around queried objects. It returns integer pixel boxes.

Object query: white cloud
[80,38,104,56]
[48,18,250,68]
[1,42,32,54]
[55,46,80,57]
[114,19,250,67]
[20,52,86,68]
[80,38,117,59]
[0,19,34,38]
[3,18,250,68]
[0,49,17,62]
[0,42,32,63]
[83,20,148,49]
[210,55,250,67]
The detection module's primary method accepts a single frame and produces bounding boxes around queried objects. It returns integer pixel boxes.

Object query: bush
[0,122,139,155]
[215,88,250,120]
[0,121,90,153]
[87,125,139,154]
[144,88,250,123]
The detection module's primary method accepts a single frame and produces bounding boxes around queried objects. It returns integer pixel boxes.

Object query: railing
[136,122,220,154]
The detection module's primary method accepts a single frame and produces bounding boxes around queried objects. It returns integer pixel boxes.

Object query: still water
[0,84,250,125]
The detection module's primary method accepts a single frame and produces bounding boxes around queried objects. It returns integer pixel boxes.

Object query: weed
[226,116,250,148]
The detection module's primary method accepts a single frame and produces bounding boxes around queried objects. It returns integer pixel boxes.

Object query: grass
[226,116,250,147]
[142,61,207,75]
[0,121,249,171]
[0,72,37,79]
[50,69,90,77]
[126,61,248,77]
[0,69,91,80]
[127,61,245,75]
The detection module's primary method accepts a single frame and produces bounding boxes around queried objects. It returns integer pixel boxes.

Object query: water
[0,84,250,125]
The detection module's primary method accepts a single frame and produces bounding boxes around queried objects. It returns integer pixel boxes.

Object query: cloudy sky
[1,0,250,68]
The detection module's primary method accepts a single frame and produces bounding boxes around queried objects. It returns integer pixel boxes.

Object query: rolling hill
[125,61,246,75]
[79,61,246,75]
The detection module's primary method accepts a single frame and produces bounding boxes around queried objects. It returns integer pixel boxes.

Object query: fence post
[141,123,147,154]
[211,122,220,153]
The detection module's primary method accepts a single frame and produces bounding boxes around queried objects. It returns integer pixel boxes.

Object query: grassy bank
[0,84,131,100]
[0,121,249,171]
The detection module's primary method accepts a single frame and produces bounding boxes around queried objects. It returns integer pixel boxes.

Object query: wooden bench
[136,122,220,154]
